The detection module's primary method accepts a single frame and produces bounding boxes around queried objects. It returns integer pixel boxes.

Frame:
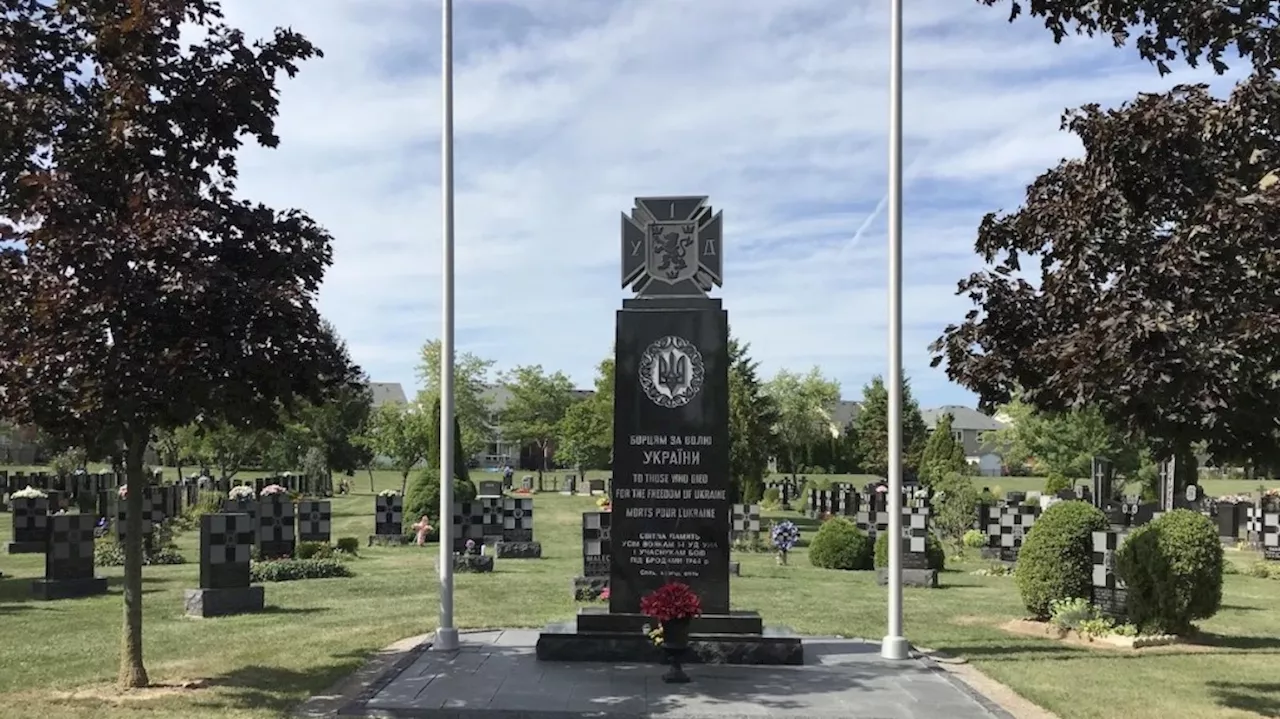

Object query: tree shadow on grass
[258,605,330,616]
[104,575,164,595]
[1189,632,1280,651]
[192,661,364,715]
[1206,681,1280,717]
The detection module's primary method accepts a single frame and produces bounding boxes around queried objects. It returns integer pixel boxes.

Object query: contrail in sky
[840,141,933,259]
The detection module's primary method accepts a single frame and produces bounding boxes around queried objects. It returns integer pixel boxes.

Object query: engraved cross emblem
[621,196,723,297]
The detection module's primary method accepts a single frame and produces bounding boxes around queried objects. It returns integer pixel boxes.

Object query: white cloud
[217,0,1225,406]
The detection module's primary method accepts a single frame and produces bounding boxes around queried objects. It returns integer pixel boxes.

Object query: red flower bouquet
[639,581,703,623]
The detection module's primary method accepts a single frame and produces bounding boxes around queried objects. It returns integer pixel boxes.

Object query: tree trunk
[118,428,150,688]
[400,470,408,496]
[368,466,375,492]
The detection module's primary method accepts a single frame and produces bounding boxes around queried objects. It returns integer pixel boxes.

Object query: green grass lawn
[0,469,1277,719]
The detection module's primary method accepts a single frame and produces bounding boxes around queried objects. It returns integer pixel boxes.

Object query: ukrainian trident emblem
[638,336,705,408]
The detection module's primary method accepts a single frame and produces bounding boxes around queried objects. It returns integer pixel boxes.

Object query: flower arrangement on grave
[464,538,478,555]
[599,586,610,602]
[117,484,129,500]
[260,484,287,497]
[12,485,47,500]
[640,581,701,683]
[228,485,256,501]
[770,520,800,565]
[378,489,400,498]
[596,496,611,511]
[1263,488,1280,510]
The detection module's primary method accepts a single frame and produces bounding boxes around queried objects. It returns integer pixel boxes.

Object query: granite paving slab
[336,630,1015,718]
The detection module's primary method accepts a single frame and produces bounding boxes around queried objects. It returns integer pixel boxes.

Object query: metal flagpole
[434,0,460,653]
[881,0,909,661]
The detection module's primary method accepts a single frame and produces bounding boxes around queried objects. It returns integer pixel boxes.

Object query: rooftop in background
[368,382,408,407]
[921,405,1005,432]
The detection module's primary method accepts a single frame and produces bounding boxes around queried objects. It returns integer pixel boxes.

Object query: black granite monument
[537,196,800,666]
[7,496,49,554]
[185,513,265,617]
[297,500,332,543]
[32,513,108,599]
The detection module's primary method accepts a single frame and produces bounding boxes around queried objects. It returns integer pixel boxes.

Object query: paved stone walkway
[334,629,1014,718]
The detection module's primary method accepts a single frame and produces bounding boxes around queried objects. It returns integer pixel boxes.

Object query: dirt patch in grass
[48,679,212,704]
[951,614,993,626]
[999,619,1212,653]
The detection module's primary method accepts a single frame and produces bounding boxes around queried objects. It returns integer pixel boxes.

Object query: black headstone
[297,500,331,542]
[477,480,503,497]
[610,295,731,614]
[45,513,96,581]
[200,513,254,589]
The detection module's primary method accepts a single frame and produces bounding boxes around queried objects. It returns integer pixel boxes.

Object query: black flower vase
[660,618,692,683]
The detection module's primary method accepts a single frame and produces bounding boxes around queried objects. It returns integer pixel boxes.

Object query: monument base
[367,534,411,547]
[7,541,45,554]
[31,577,109,600]
[494,541,541,559]
[876,568,938,588]
[184,586,266,617]
[537,612,801,666]
[577,607,763,635]
[454,554,494,572]
[729,561,740,576]
[572,576,608,600]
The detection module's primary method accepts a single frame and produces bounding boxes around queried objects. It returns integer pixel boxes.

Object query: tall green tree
[0,1,344,687]
[919,413,968,486]
[941,2,1280,469]
[362,402,432,493]
[498,365,576,482]
[852,376,929,477]
[982,395,1143,479]
[727,335,777,503]
[764,368,841,480]
[556,354,615,473]
[416,339,495,460]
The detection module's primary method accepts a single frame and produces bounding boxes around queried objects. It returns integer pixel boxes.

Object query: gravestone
[573,510,612,599]
[450,499,503,552]
[561,474,577,495]
[185,513,264,617]
[477,480,503,498]
[223,497,258,528]
[539,196,796,666]
[494,497,540,558]
[258,497,296,558]
[1216,500,1245,545]
[588,479,606,495]
[369,494,407,546]
[730,503,760,542]
[521,475,534,491]
[31,513,108,599]
[1264,512,1279,561]
[118,489,165,542]
[297,500,331,543]
[7,496,49,554]
[984,503,1040,562]
[1090,456,1113,508]
[875,506,937,588]
[1091,529,1128,619]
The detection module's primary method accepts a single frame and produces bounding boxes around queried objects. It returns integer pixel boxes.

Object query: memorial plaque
[610,309,730,614]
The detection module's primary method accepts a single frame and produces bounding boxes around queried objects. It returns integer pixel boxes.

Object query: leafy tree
[282,320,374,478]
[852,375,928,477]
[0,1,342,687]
[982,395,1143,479]
[976,0,1279,75]
[919,413,968,486]
[405,396,472,524]
[363,401,432,492]
[942,3,1280,472]
[498,365,576,483]
[764,368,840,481]
[727,335,777,503]
[931,472,980,553]
[556,355,613,473]
[190,423,268,482]
[416,339,495,460]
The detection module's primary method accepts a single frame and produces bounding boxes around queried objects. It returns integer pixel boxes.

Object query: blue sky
[218,0,1228,407]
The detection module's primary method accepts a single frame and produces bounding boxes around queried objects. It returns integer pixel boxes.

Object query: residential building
[920,405,1007,476]
[368,382,408,407]
[476,384,593,470]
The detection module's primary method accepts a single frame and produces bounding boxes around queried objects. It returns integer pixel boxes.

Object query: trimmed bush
[1014,500,1108,620]
[94,538,185,567]
[296,541,335,560]
[808,517,873,570]
[405,471,476,525]
[962,529,986,549]
[250,558,352,582]
[873,530,946,571]
[335,537,360,555]
[762,487,781,507]
[1114,509,1223,634]
[1043,473,1072,495]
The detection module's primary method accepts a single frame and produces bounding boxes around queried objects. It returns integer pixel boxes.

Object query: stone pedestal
[536,609,802,665]
[494,541,541,559]
[6,541,45,554]
[876,568,938,588]
[31,577,108,600]
[184,586,266,617]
